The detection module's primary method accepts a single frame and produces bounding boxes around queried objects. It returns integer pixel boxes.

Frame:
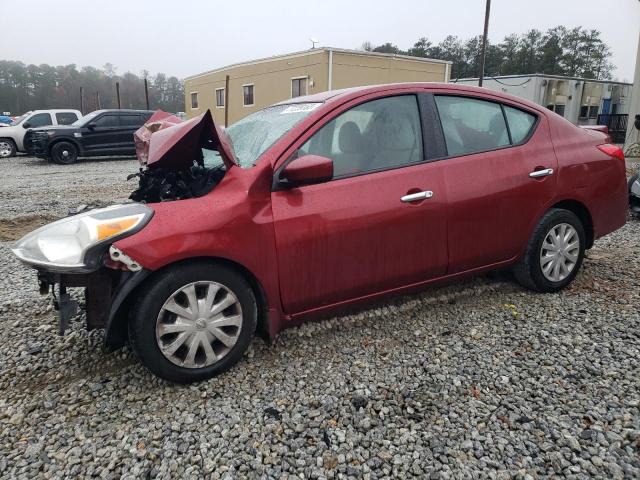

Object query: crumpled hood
[134,110,236,170]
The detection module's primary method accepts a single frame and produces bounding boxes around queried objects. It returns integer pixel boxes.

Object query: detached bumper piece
[25,130,50,157]
[38,269,116,336]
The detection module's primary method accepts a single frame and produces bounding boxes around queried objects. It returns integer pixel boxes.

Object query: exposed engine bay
[127,109,235,203]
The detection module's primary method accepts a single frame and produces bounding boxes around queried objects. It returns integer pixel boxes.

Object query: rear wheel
[129,263,257,383]
[50,141,78,165]
[514,208,585,292]
[0,139,16,158]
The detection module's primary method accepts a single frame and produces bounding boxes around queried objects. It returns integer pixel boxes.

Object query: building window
[588,106,599,119]
[291,77,308,98]
[554,104,565,117]
[216,88,225,108]
[579,106,589,118]
[191,92,199,110]
[243,84,254,106]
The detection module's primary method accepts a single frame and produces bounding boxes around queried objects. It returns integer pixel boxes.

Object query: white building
[625,34,640,155]
[457,74,632,141]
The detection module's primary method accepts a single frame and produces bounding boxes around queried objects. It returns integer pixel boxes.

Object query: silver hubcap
[540,223,580,282]
[156,281,243,369]
[0,141,12,157]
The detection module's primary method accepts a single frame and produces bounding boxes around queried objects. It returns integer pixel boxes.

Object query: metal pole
[144,78,150,110]
[478,0,491,87]
[116,82,121,109]
[224,74,230,127]
[80,87,84,114]
[96,91,101,110]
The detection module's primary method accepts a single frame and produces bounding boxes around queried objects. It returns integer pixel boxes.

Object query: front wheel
[50,141,78,165]
[129,263,257,383]
[0,139,16,158]
[514,208,585,292]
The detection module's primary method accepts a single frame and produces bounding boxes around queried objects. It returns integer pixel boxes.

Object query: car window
[435,96,510,156]
[120,114,143,126]
[298,95,423,178]
[27,113,53,128]
[56,112,78,125]
[504,106,536,144]
[94,115,119,127]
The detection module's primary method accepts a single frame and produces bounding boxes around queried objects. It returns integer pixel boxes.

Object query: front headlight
[12,203,153,272]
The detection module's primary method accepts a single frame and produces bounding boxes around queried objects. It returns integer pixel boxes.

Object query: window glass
[120,114,142,126]
[243,85,254,106]
[27,113,52,128]
[56,112,78,125]
[226,102,321,167]
[435,96,510,156]
[191,92,198,109]
[291,78,307,98]
[216,89,225,107]
[298,95,423,177]
[554,104,565,117]
[503,106,536,144]
[579,106,589,118]
[94,115,119,127]
[588,106,599,119]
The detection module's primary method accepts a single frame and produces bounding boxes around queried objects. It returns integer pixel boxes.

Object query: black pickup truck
[25,109,153,164]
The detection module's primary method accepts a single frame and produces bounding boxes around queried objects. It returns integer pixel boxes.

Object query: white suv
[0,109,82,158]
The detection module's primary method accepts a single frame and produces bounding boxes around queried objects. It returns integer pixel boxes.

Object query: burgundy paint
[114,83,628,339]
[281,154,333,184]
[145,110,236,170]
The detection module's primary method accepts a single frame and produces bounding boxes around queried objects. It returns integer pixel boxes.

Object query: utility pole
[144,77,150,110]
[96,91,101,110]
[80,87,84,114]
[115,82,122,109]
[224,74,230,127]
[478,0,491,87]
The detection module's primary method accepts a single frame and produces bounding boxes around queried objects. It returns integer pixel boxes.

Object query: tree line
[0,61,184,115]
[362,26,614,81]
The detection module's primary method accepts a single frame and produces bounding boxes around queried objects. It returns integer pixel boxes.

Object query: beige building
[184,47,451,125]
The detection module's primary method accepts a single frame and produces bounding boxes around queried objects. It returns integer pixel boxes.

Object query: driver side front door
[271,93,448,314]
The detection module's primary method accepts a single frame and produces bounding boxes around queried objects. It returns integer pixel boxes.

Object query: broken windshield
[225,103,321,167]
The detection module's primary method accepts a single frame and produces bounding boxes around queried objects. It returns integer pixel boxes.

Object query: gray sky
[5,0,640,81]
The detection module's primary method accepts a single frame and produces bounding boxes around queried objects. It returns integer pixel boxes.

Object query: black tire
[128,263,257,383]
[50,141,78,165]
[0,138,16,158]
[513,208,586,293]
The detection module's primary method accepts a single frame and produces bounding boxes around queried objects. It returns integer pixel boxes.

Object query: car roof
[89,109,154,114]
[277,82,546,114]
[32,109,82,113]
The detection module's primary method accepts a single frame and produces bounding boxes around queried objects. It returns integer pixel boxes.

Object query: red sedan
[13,83,627,382]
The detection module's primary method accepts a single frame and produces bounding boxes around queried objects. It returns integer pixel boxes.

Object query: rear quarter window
[56,112,79,125]
[504,106,536,144]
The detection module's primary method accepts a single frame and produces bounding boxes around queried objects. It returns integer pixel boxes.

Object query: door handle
[401,191,433,202]
[529,168,554,178]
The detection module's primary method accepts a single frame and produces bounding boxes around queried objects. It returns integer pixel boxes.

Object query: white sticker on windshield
[280,103,321,114]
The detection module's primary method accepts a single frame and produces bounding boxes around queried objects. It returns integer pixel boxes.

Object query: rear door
[117,113,146,154]
[433,93,558,272]
[271,93,449,314]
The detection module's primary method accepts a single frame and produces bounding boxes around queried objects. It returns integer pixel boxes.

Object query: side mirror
[88,122,97,129]
[22,122,31,129]
[281,154,333,186]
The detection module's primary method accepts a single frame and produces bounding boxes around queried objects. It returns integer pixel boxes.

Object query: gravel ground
[1,156,639,479]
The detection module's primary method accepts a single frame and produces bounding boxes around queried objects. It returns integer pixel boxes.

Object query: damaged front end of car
[12,109,236,348]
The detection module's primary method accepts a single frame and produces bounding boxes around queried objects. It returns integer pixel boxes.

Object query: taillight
[597,143,625,161]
